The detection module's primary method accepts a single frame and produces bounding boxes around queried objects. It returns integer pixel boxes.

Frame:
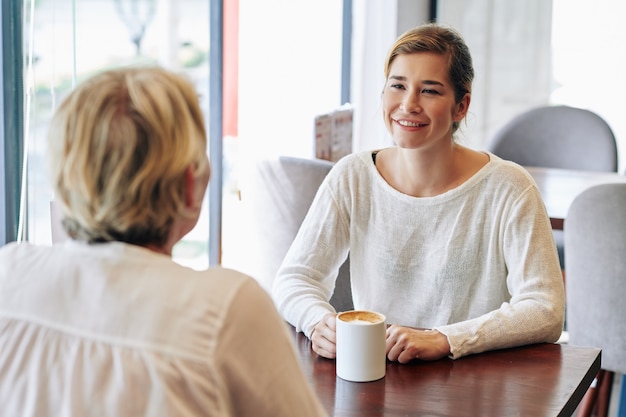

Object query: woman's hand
[311,313,338,359]
[386,325,451,363]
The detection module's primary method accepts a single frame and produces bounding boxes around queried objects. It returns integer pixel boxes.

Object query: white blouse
[0,240,327,417]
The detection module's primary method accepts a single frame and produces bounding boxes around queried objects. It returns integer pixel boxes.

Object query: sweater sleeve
[434,182,566,359]
[272,167,352,338]
[216,275,328,417]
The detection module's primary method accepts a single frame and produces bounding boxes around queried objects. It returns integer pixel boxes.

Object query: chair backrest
[487,105,618,172]
[564,183,626,374]
[243,156,353,311]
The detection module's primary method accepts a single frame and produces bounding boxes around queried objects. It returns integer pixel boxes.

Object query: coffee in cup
[336,310,386,382]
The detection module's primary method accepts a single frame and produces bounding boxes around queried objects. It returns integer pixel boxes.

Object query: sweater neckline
[365,149,498,202]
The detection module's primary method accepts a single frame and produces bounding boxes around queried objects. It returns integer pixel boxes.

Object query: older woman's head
[48,66,209,246]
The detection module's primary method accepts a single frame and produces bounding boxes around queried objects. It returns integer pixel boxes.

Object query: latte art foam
[350,319,374,325]
[338,310,384,324]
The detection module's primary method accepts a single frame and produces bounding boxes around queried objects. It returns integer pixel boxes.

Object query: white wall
[551,0,626,172]
[237,0,343,162]
[437,0,554,150]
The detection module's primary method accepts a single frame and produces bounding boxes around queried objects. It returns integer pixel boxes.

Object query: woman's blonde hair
[48,66,209,246]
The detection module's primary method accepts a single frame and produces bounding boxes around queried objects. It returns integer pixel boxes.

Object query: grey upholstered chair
[243,156,353,312]
[487,105,618,172]
[564,183,626,417]
[487,105,618,269]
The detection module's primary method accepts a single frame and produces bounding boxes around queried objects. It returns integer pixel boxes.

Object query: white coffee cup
[336,310,387,382]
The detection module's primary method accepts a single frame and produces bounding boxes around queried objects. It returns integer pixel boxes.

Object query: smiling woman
[382,52,469,153]
[377,24,481,198]
[271,22,565,365]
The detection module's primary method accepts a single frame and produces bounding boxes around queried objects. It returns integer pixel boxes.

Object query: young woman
[0,67,327,417]
[272,23,565,362]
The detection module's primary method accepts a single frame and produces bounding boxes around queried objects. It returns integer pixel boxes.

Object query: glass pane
[551,0,626,170]
[25,0,210,268]
[223,0,344,275]
[237,0,343,160]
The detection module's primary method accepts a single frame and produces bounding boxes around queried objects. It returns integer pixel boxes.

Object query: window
[23,0,211,268]
[9,0,346,273]
[551,0,626,171]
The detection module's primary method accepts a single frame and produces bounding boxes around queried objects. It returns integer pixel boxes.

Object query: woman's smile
[382,52,468,150]
[394,118,429,128]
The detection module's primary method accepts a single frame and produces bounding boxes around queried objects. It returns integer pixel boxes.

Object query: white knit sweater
[272,150,565,359]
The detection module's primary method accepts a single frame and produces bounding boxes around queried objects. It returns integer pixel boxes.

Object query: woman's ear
[454,93,471,121]
[185,160,211,210]
[184,166,196,208]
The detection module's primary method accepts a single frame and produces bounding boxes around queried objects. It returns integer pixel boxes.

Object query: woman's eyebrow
[388,75,445,86]
[387,75,447,90]
[422,80,445,87]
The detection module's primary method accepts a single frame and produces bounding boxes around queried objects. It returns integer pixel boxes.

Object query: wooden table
[525,166,626,230]
[290,326,601,417]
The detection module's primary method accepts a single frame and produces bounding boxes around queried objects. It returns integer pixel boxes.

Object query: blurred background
[3,0,626,271]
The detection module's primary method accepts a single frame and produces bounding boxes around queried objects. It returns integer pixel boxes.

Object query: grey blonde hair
[48,66,209,246]
[384,23,474,134]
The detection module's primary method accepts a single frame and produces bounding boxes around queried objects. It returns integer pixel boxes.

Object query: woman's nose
[400,93,421,113]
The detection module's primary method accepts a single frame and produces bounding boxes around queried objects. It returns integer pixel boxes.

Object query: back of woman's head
[48,66,208,246]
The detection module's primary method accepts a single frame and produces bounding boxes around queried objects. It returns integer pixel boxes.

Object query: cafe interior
[1,0,625,416]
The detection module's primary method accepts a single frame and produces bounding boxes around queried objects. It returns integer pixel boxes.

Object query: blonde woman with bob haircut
[0,67,327,417]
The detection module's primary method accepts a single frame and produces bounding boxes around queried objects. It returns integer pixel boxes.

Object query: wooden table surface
[525,166,626,230]
[290,326,601,417]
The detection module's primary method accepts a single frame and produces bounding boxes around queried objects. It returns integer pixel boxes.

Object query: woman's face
[382,52,469,150]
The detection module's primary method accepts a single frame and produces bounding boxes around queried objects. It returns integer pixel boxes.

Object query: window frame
[1,1,24,245]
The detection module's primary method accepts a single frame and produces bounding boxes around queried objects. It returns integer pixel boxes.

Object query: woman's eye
[422,89,440,95]
[390,83,405,90]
